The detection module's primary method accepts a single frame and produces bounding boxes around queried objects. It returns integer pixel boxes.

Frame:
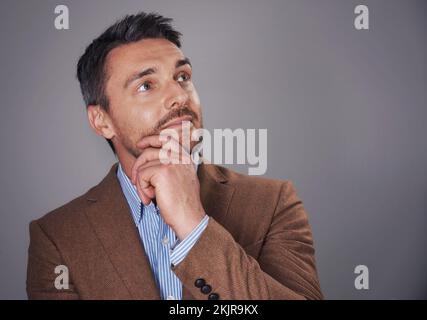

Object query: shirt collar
[117,163,145,224]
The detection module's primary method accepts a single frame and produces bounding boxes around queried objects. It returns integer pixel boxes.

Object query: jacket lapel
[198,163,235,225]
[84,163,160,299]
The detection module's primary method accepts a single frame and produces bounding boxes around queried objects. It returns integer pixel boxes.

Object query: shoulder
[201,165,304,247]
[30,163,118,237]
[30,185,98,238]
[208,164,297,202]
[202,164,302,226]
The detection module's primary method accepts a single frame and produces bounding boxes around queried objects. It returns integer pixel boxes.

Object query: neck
[116,148,136,181]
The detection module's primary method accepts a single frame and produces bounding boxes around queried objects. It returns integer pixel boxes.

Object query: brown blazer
[27,163,322,300]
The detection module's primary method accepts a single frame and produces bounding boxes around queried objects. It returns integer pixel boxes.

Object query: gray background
[0,0,426,299]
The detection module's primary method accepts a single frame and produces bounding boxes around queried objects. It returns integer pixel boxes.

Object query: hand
[131,135,206,240]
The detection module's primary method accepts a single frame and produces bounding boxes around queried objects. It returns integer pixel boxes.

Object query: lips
[161,115,193,129]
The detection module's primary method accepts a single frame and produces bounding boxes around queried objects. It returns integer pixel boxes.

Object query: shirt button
[167,295,175,300]
[162,236,169,245]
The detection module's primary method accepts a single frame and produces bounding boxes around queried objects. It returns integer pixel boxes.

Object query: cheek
[123,101,164,138]
[188,86,201,111]
[188,84,200,103]
[128,106,146,123]
[130,103,161,129]
[110,106,140,138]
[107,84,160,138]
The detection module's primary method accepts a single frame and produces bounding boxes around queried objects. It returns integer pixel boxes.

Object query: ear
[87,105,115,140]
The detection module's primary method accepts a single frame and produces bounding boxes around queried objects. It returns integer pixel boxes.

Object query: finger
[135,163,164,190]
[136,168,158,205]
[131,147,161,183]
[131,147,175,183]
[164,133,191,155]
[144,186,155,201]
[135,160,165,204]
[138,133,189,156]
[159,135,191,160]
[131,148,182,184]
[136,159,164,171]
[136,177,151,205]
[137,135,163,149]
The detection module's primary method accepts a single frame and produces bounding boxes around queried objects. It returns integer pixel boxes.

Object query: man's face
[103,38,203,158]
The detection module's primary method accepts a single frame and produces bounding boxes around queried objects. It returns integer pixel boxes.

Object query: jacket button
[194,278,206,288]
[208,293,219,300]
[201,284,212,294]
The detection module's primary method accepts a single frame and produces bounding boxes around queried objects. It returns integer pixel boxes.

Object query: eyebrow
[124,57,192,89]
[176,57,192,68]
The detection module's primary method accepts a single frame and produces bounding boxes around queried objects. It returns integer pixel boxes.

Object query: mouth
[161,115,193,130]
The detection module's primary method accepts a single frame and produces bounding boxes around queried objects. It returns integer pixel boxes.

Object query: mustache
[153,107,198,133]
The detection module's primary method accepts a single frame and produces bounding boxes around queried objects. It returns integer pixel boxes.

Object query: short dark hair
[76,12,182,153]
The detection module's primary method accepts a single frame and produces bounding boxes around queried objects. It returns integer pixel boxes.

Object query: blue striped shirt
[116,164,209,300]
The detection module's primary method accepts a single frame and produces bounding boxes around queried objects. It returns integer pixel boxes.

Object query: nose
[164,81,189,110]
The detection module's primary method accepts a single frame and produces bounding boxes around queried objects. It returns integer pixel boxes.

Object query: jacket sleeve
[172,181,323,300]
[26,220,79,300]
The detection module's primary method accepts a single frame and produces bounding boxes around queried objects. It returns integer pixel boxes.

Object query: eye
[177,72,191,83]
[137,82,152,92]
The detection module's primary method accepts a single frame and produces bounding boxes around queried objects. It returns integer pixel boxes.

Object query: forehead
[105,38,185,79]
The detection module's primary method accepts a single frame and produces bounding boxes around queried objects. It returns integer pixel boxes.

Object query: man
[26,12,322,300]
